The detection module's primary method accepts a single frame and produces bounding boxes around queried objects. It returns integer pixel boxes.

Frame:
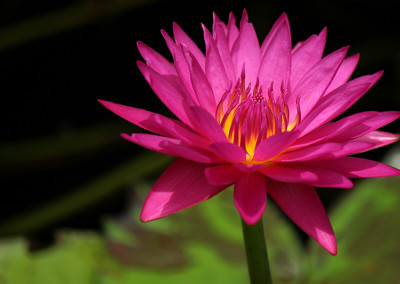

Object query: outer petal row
[268,180,337,255]
[140,159,227,222]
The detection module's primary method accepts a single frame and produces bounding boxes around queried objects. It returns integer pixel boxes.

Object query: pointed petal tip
[98,99,119,110]
[315,228,337,255]
[212,11,220,22]
[120,133,131,140]
[140,208,159,222]
[375,70,384,78]
[241,9,249,21]
[327,244,338,256]
[136,40,144,49]
[139,214,151,223]
[280,12,289,19]
[340,45,350,53]
[274,12,289,26]
[136,60,145,69]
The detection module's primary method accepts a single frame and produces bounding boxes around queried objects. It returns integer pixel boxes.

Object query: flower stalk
[241,218,272,284]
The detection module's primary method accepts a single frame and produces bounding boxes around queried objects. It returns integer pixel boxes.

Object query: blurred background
[0,0,399,283]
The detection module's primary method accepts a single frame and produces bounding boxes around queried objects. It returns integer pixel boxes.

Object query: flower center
[215,74,300,160]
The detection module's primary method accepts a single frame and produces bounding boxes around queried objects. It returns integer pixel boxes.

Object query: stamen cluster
[216,72,300,158]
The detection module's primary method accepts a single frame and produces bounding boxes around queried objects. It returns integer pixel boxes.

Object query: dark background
[0,0,399,248]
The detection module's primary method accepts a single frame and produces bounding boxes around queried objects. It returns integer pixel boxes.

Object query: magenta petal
[293,111,400,150]
[140,159,226,222]
[260,163,353,188]
[310,157,400,178]
[99,100,208,148]
[121,133,217,164]
[332,111,400,142]
[292,111,378,149]
[268,180,337,255]
[203,25,231,102]
[137,61,194,126]
[258,22,292,95]
[253,131,300,162]
[231,12,261,86]
[187,105,228,143]
[137,41,177,76]
[289,47,348,119]
[205,164,243,185]
[276,141,373,162]
[211,20,236,84]
[233,163,265,173]
[353,130,400,149]
[184,50,217,113]
[227,12,239,50]
[325,53,360,94]
[234,173,267,225]
[297,71,383,137]
[209,142,247,163]
[260,13,289,58]
[290,27,326,89]
[161,30,197,103]
[173,22,205,69]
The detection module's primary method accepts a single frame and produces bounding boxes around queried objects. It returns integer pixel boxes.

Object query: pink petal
[173,22,205,69]
[184,50,217,113]
[310,157,400,178]
[205,164,243,185]
[137,61,194,126]
[289,47,348,120]
[353,130,399,149]
[227,12,239,50]
[275,141,373,162]
[260,163,353,188]
[231,11,261,86]
[332,111,400,141]
[325,53,360,94]
[137,41,177,76]
[209,142,247,163]
[297,71,383,137]
[290,28,327,89]
[140,159,227,222]
[233,163,265,173]
[203,25,231,101]
[211,19,236,84]
[234,173,267,225]
[161,30,197,104]
[99,100,209,148]
[268,180,337,255]
[212,12,227,36]
[187,105,228,143]
[253,131,300,162]
[291,111,378,150]
[260,13,289,58]
[258,22,292,96]
[121,133,217,164]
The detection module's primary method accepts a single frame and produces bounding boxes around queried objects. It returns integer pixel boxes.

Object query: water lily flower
[99,10,400,255]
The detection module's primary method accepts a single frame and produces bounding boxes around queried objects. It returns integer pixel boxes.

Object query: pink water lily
[99,10,400,255]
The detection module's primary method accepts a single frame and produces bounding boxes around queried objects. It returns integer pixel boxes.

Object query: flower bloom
[100,11,400,255]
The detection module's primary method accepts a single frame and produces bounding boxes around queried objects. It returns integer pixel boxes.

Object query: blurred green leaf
[305,175,400,284]
[0,181,305,284]
[0,233,105,284]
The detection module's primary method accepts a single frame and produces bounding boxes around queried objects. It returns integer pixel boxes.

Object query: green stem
[241,218,273,284]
